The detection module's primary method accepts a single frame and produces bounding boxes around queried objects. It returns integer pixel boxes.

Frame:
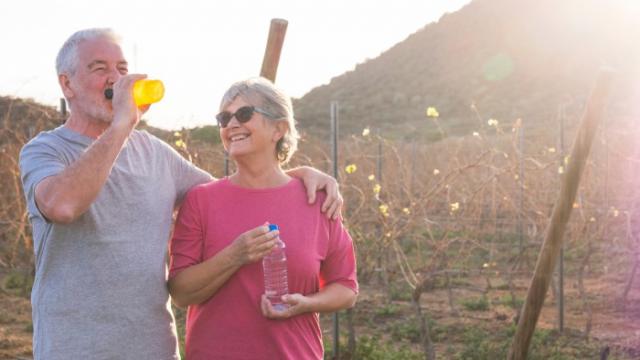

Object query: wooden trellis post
[508,69,613,359]
[260,19,288,82]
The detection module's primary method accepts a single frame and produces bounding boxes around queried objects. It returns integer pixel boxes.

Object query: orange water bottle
[103,79,165,106]
[133,79,164,106]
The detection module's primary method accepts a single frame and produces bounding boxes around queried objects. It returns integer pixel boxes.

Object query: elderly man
[19,28,341,359]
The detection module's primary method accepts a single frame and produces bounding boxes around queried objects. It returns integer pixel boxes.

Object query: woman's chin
[228,147,249,160]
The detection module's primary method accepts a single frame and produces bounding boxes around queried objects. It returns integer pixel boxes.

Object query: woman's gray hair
[220,77,300,164]
[56,28,121,76]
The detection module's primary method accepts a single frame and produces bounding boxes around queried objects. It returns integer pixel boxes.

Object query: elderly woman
[168,77,358,359]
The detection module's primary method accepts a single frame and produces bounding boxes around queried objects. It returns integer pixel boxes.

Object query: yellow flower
[385,232,392,238]
[379,204,389,217]
[368,174,375,181]
[373,184,381,195]
[450,202,460,212]
[362,127,370,137]
[472,132,480,137]
[548,147,556,153]
[345,164,357,174]
[487,118,499,127]
[433,169,440,175]
[558,166,564,174]
[402,208,411,215]
[426,107,439,118]
[175,139,186,149]
[173,131,182,137]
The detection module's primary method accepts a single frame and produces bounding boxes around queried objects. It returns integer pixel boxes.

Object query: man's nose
[106,67,123,85]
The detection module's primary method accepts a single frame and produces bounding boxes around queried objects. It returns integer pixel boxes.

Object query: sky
[0,0,471,130]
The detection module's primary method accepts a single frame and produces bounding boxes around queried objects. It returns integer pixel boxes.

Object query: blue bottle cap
[268,224,279,231]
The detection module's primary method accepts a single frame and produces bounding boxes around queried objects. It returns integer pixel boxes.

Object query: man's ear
[272,121,288,143]
[58,74,74,99]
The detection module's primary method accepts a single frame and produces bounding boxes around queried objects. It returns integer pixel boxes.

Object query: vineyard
[1,89,639,359]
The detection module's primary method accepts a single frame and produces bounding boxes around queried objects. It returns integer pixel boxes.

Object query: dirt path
[0,291,32,360]
[1,272,639,359]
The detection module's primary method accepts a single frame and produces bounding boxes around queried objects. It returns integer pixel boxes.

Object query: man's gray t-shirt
[19,126,212,360]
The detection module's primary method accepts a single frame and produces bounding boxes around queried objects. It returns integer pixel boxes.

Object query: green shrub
[497,294,524,309]
[461,296,489,311]
[351,335,422,360]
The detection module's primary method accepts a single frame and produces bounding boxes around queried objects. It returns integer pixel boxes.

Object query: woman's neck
[230,157,291,189]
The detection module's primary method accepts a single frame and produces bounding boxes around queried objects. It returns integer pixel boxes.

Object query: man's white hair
[55,28,121,76]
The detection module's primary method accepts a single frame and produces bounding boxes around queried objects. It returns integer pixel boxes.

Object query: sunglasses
[216,106,275,128]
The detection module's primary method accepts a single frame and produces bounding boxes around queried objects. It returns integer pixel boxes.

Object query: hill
[292,0,640,141]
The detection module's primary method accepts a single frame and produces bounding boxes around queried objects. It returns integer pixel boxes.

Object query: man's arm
[285,166,343,220]
[36,75,146,223]
[36,126,132,223]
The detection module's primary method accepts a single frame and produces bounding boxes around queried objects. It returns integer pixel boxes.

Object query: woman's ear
[272,121,289,143]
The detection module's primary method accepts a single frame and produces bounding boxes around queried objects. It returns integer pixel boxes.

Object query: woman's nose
[227,115,241,128]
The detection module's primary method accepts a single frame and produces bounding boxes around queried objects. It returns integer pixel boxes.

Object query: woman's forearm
[305,283,357,313]
[168,245,242,307]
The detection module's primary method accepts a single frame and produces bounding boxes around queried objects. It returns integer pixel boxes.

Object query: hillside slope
[293,0,639,141]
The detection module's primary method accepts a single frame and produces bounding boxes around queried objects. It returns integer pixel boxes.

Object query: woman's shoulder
[287,178,328,211]
[185,177,231,198]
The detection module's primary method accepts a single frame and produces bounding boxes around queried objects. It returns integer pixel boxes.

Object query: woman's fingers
[260,295,271,316]
[236,224,279,263]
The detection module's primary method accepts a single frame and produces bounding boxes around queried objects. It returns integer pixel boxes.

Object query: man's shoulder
[20,126,68,159]
[23,126,63,146]
[130,129,176,155]
[130,128,158,145]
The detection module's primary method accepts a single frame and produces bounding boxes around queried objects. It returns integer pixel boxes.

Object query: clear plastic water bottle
[263,224,289,311]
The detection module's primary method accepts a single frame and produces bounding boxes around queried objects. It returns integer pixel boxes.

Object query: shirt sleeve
[169,186,205,279]
[19,137,66,220]
[149,133,213,206]
[319,216,359,294]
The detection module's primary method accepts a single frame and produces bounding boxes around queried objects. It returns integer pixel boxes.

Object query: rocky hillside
[292,0,639,141]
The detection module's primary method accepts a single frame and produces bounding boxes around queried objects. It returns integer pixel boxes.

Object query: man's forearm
[35,126,132,223]
[284,166,308,179]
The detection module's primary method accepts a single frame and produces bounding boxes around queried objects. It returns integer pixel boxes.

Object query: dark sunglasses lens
[216,112,232,127]
[236,107,255,122]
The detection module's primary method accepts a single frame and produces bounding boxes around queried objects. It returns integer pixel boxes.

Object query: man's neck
[64,114,111,139]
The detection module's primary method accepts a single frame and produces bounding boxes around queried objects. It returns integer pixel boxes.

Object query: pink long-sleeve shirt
[169,177,358,359]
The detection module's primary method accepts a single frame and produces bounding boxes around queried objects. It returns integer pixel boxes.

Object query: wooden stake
[260,19,288,82]
[508,69,613,360]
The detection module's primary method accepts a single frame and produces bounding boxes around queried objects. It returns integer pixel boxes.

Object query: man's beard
[75,96,113,124]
